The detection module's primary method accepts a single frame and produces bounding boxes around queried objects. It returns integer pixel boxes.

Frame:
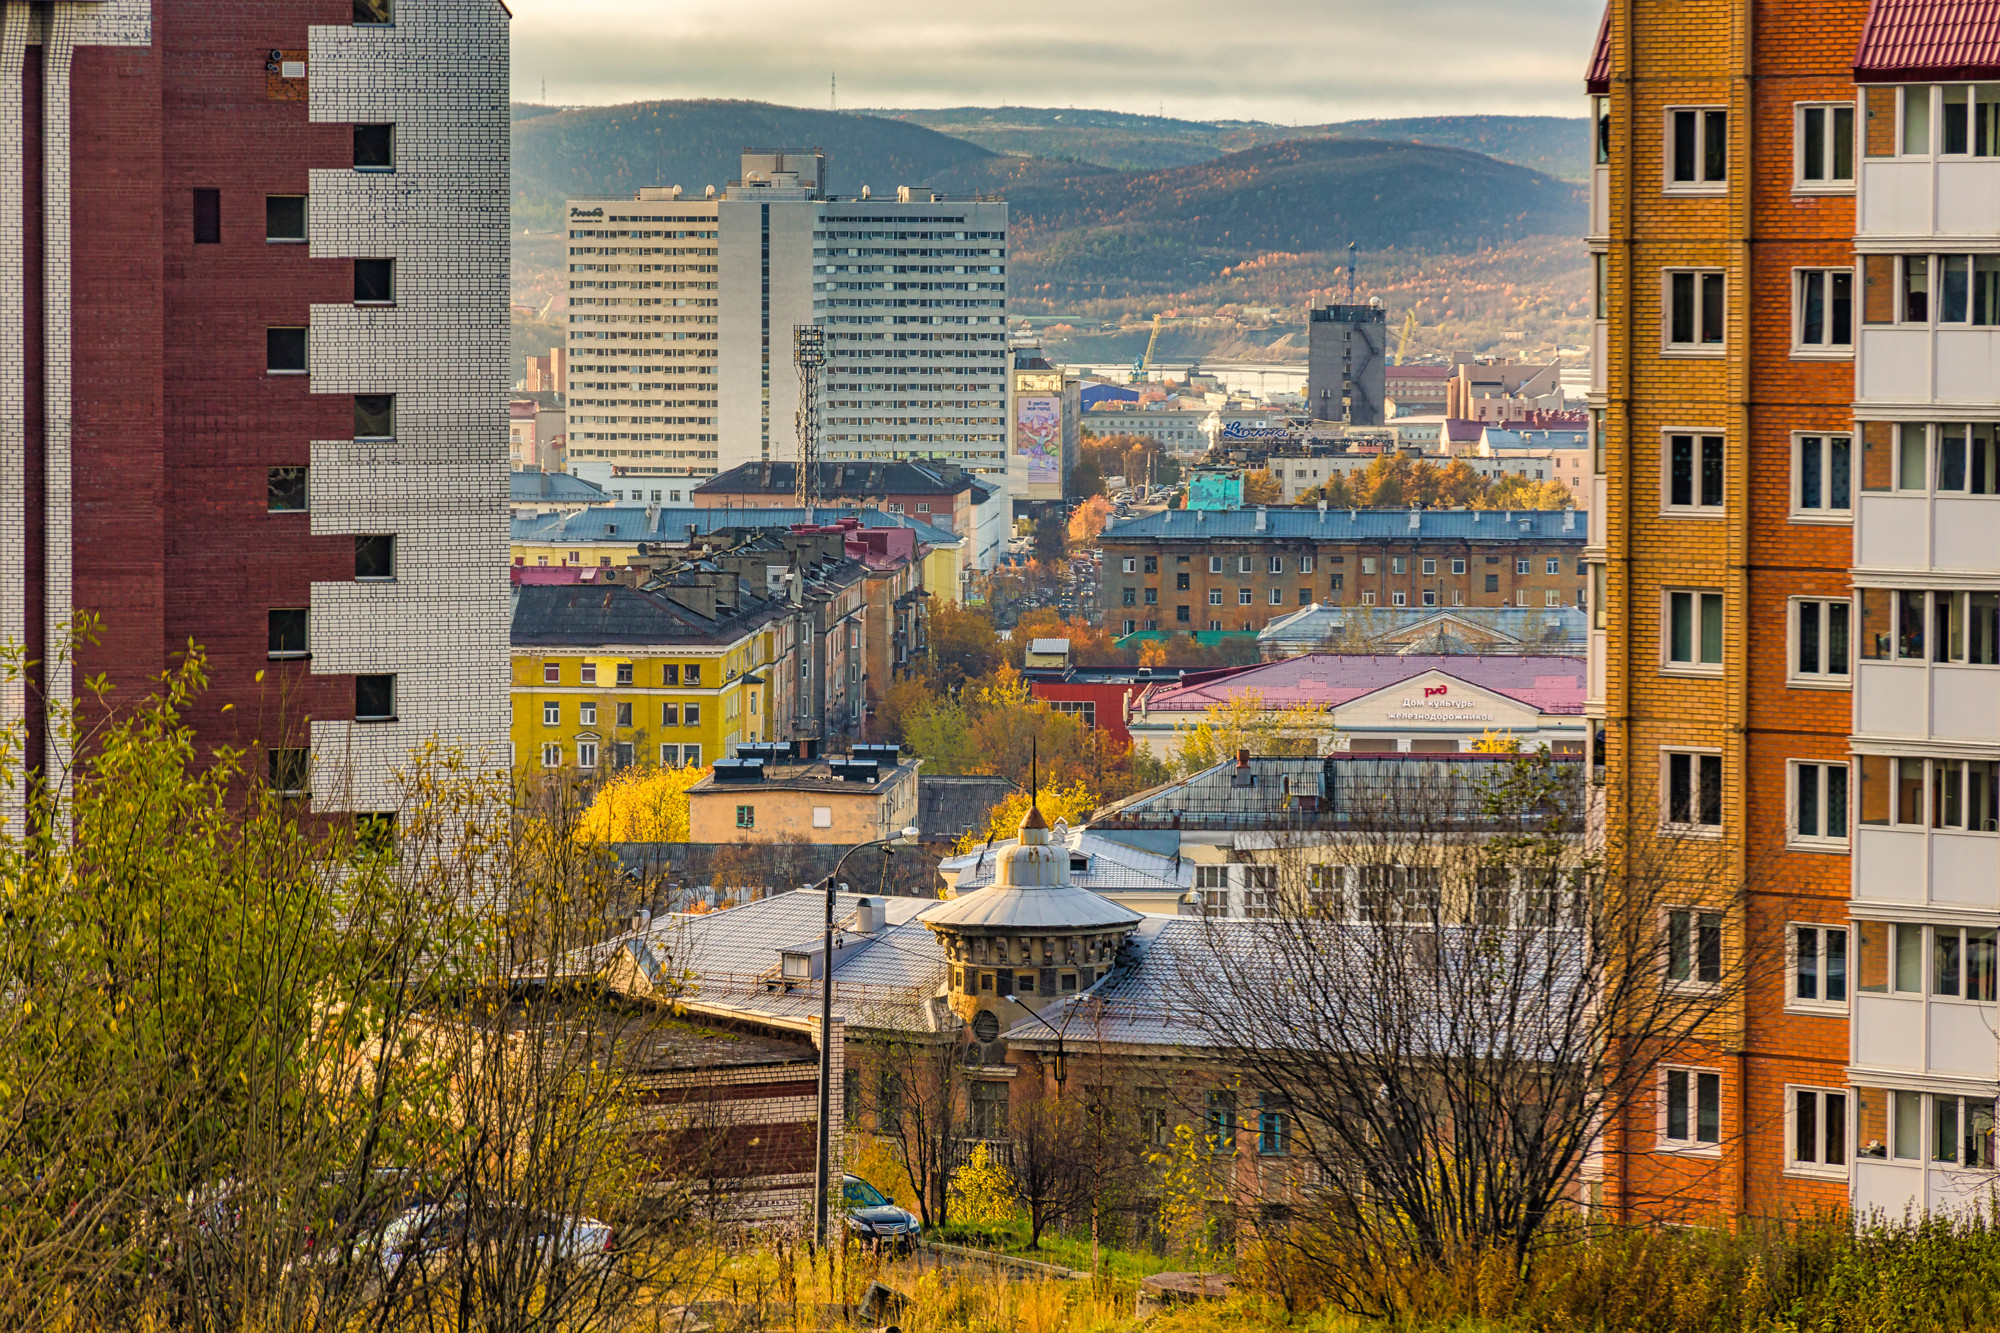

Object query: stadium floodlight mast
[813,824,921,1248]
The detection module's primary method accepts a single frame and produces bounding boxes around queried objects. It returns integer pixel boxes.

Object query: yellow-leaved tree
[1167,690,1330,777]
[956,780,1100,854]
[575,763,709,843]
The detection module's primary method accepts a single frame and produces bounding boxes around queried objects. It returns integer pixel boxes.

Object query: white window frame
[1422,558,1437,575]
[1791,432,1854,520]
[1208,556,1222,573]
[1787,924,1850,1015]
[1792,267,1855,356]
[542,700,560,726]
[576,740,599,769]
[1662,588,1726,674]
[1268,555,1283,574]
[1121,557,1136,574]
[1789,597,1853,688]
[1422,591,1438,607]
[1391,591,1407,607]
[1268,588,1283,605]
[1794,102,1857,191]
[1789,760,1851,850]
[1658,1065,1723,1154]
[1238,555,1253,574]
[1661,748,1725,835]
[1452,558,1467,575]
[659,744,680,766]
[684,744,701,767]
[1664,105,1729,193]
[1663,268,1728,354]
[540,742,562,769]
[1360,591,1377,607]
[1546,557,1561,574]
[1545,589,1561,607]
[1661,430,1727,515]
[1208,589,1223,606]
[1785,1085,1850,1179]
[1299,554,1314,573]
[579,701,598,726]
[812,806,833,828]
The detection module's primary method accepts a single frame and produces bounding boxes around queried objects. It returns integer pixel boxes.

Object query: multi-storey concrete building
[0,0,512,825]
[1308,303,1388,425]
[1844,9,2000,1218]
[1101,508,1587,636]
[564,154,1009,491]
[1586,0,1866,1220]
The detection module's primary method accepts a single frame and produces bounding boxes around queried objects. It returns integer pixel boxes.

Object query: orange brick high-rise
[1586,0,1868,1220]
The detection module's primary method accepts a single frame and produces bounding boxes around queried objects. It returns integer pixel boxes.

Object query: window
[1268,555,1283,574]
[1665,590,1725,669]
[1143,588,1157,605]
[354,122,394,170]
[1905,84,1933,155]
[1798,103,1856,186]
[192,188,220,244]
[1392,591,1407,607]
[269,748,311,797]
[354,258,394,304]
[1666,270,1726,349]
[735,805,754,830]
[1238,588,1252,605]
[1422,558,1437,575]
[267,327,307,374]
[615,662,634,686]
[1207,556,1221,573]
[1423,591,1438,607]
[1452,558,1467,575]
[1932,925,2000,1000]
[1794,433,1853,516]
[1484,574,1499,593]
[1117,556,1136,574]
[1258,1093,1289,1156]
[1123,619,1136,634]
[615,702,633,728]
[1206,1090,1237,1155]
[267,466,308,512]
[354,394,394,439]
[354,534,395,580]
[684,703,700,726]
[1122,588,1136,606]
[1665,751,1724,830]
[1176,573,1189,592]
[542,662,560,685]
[1361,557,1377,574]
[1791,598,1852,684]
[1268,589,1283,606]
[1667,908,1723,985]
[266,195,307,242]
[1858,755,2000,831]
[1208,589,1222,605]
[355,674,395,722]
[1300,589,1313,605]
[1661,1068,1722,1148]
[971,1082,1009,1140]
[354,0,392,21]
[541,742,561,769]
[1790,1087,1849,1175]
[1176,605,1191,623]
[1545,589,1561,607]
[1238,555,1253,574]
[576,741,598,769]
[1391,556,1407,575]
[683,744,701,766]
[1664,434,1728,510]
[1792,762,1850,846]
[1789,924,1850,1013]
[1668,107,1728,188]
[1793,269,1854,352]
[1142,555,1157,574]
[1546,557,1561,574]
[268,608,309,659]
[1859,588,2000,665]
[543,700,560,726]
[1299,555,1314,573]
[1516,558,1531,575]
[578,702,597,727]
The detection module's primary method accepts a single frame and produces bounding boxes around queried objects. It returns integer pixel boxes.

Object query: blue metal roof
[511,506,961,547]
[1102,507,1587,543]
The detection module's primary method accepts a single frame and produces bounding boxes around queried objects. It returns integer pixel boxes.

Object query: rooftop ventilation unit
[736,742,790,765]
[711,758,766,784]
[851,743,901,766]
[830,759,880,784]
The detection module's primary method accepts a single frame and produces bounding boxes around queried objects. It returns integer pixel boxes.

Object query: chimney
[855,897,882,935]
[1254,507,1267,532]
[630,907,652,933]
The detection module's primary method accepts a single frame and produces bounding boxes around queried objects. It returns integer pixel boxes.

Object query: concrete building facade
[0,0,512,826]
[1308,303,1389,426]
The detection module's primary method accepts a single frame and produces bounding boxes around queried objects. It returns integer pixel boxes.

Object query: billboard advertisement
[1015,395,1062,487]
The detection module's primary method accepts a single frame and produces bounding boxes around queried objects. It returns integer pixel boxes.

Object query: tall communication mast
[793,325,826,510]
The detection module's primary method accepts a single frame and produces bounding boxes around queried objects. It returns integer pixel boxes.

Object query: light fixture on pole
[1005,993,1075,1092]
[813,824,921,1249]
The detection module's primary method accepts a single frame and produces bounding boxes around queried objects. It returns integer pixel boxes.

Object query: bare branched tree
[1169,750,1773,1314]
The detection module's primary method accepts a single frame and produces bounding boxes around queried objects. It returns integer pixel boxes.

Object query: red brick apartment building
[0,0,510,822]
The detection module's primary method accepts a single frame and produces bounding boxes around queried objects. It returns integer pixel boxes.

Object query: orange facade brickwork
[1592,0,1867,1221]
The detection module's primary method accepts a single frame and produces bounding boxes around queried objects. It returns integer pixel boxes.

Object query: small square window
[267,327,308,375]
[268,608,309,659]
[355,534,396,581]
[354,123,394,170]
[354,394,395,439]
[1299,589,1312,605]
[267,467,308,512]
[685,664,702,686]
[353,0,392,21]
[736,804,755,830]
[1208,589,1222,605]
[193,188,221,244]
[269,747,312,797]
[615,662,634,686]
[1422,558,1437,575]
[266,195,307,243]
[543,662,560,685]
[1143,556,1158,574]
[1452,558,1466,575]
[580,662,598,685]
[355,674,396,721]
[1176,605,1191,623]
[354,259,395,304]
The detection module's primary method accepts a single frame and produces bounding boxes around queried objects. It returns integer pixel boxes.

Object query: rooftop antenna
[793,325,826,509]
[1346,242,1357,305]
[831,72,836,112]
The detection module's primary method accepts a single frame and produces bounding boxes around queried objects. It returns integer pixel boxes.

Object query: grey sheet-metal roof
[923,880,1145,933]
[512,469,607,504]
[940,827,1191,896]
[1103,507,1587,543]
[512,506,961,548]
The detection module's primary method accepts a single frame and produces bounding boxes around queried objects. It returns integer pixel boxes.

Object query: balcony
[1856,662,2000,743]
[1858,327,2000,406]
[1856,494,2000,575]
[1854,826,2000,909]
[1854,993,1995,1079]
[1860,158,2000,238]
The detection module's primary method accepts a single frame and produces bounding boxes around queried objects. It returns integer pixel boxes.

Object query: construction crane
[1140,313,1164,375]
[793,325,825,510]
[1394,310,1418,365]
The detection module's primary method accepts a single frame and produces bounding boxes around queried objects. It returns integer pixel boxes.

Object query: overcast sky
[508,0,1603,125]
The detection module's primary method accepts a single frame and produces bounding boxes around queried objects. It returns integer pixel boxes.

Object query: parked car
[842,1175,921,1252]
[377,1202,615,1286]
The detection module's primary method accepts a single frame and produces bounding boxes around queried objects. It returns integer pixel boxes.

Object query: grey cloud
[510,0,1603,121]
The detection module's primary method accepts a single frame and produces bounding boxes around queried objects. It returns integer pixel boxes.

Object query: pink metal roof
[1139,654,1586,717]
[1855,0,2000,81]
[1586,6,1611,93]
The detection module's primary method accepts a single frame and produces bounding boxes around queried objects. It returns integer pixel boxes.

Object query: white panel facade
[303,0,511,812]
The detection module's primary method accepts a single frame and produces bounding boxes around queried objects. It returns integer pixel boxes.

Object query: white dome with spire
[926,794,1144,933]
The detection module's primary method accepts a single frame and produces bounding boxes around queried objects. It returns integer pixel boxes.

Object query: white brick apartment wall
[304,0,511,813]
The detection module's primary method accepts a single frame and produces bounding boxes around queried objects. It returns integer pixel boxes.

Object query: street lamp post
[1004,993,1075,1092]
[813,825,921,1249]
